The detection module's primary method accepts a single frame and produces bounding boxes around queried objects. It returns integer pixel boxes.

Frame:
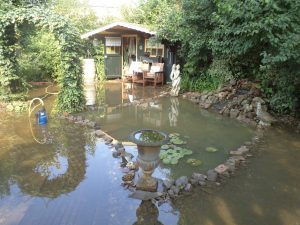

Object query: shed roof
[81,22,155,39]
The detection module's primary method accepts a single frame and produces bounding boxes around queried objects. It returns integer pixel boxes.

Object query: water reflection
[0,117,95,199]
[133,200,163,225]
[169,97,179,127]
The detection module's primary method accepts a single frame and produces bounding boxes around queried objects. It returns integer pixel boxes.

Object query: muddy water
[0,83,299,225]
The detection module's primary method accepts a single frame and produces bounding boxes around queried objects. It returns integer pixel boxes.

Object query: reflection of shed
[81,22,176,80]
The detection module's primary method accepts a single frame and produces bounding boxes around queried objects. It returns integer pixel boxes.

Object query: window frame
[144,39,164,57]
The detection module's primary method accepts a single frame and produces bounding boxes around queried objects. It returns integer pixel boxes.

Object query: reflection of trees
[0,119,96,198]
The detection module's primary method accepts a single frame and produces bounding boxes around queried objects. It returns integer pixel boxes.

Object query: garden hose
[28,83,58,144]
[28,97,46,144]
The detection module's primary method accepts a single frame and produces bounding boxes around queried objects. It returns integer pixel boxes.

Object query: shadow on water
[172,126,300,225]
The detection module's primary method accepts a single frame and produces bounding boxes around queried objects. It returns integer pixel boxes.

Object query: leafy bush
[17,30,62,82]
[0,6,85,112]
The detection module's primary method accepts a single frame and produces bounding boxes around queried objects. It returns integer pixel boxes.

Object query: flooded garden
[0,83,299,225]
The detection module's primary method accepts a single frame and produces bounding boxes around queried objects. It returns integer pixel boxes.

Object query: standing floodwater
[0,83,299,225]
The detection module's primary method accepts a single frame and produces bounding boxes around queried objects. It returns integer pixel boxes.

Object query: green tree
[54,0,100,33]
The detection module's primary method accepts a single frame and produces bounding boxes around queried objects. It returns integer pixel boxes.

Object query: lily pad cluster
[169,133,187,145]
[160,146,193,165]
[160,133,192,165]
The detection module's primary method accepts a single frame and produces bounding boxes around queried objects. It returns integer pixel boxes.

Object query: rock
[111,139,119,146]
[200,94,208,101]
[87,121,96,128]
[175,176,188,188]
[241,99,249,106]
[94,123,101,130]
[121,152,134,164]
[171,185,180,195]
[199,181,206,186]
[230,145,249,156]
[190,178,198,185]
[115,143,124,150]
[184,183,192,192]
[237,95,247,104]
[223,108,230,117]
[225,160,236,172]
[214,164,229,174]
[95,130,105,137]
[129,190,162,201]
[6,104,14,112]
[126,161,138,170]
[207,169,218,182]
[203,102,212,109]
[112,151,120,158]
[116,147,126,155]
[192,173,207,182]
[229,156,246,165]
[207,95,218,104]
[216,91,229,100]
[243,104,253,113]
[76,116,83,121]
[122,171,135,182]
[230,109,240,118]
[163,179,174,189]
[230,79,236,86]
[168,189,175,197]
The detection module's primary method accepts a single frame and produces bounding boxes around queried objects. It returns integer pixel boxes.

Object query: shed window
[106,46,121,55]
[145,39,164,57]
[105,37,121,55]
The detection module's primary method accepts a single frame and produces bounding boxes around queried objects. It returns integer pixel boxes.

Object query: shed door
[105,37,122,78]
[105,55,121,78]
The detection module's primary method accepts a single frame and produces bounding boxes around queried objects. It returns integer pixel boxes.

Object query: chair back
[129,61,142,74]
[150,63,164,73]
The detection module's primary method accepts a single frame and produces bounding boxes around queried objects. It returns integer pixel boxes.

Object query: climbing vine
[0,6,85,112]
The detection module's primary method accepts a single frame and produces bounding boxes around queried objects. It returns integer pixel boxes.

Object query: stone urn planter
[130,129,168,192]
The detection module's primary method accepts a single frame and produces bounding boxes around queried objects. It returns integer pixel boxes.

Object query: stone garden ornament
[170,64,181,96]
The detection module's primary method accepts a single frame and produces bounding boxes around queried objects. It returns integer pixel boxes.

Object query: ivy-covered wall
[0,6,85,112]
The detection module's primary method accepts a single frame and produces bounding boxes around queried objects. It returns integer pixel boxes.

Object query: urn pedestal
[130,129,168,192]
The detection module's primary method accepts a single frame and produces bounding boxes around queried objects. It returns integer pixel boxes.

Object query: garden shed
[81,22,176,80]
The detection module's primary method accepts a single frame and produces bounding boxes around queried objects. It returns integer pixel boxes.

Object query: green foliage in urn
[0,6,85,112]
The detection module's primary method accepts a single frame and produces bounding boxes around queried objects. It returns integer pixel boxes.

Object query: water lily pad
[169,133,180,138]
[182,148,193,155]
[206,147,218,153]
[163,158,172,164]
[161,145,169,150]
[170,138,185,145]
[186,158,202,167]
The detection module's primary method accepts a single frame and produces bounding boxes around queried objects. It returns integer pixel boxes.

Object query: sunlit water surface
[0,83,299,225]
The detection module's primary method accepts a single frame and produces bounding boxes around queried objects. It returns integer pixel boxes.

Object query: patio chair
[123,61,142,82]
[132,62,149,86]
[144,63,164,87]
